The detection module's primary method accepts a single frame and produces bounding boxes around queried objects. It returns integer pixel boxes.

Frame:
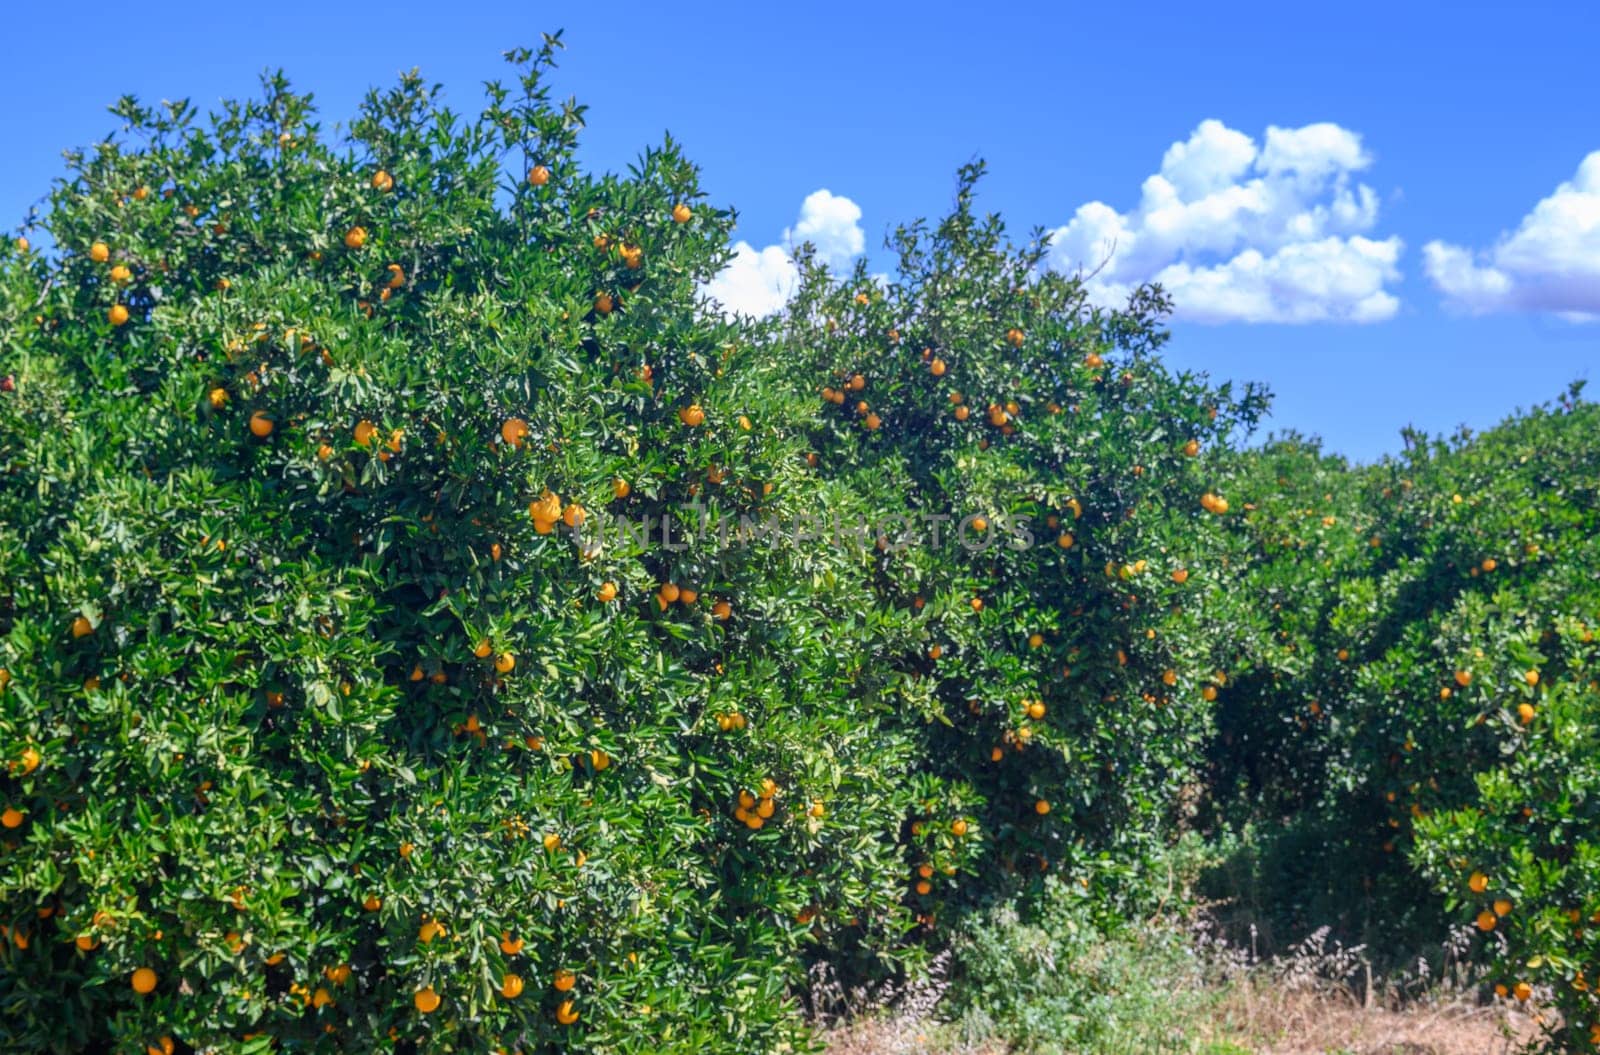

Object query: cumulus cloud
[1424,151,1600,320]
[702,189,865,317]
[1045,119,1403,324]
[701,243,799,319]
[785,189,865,269]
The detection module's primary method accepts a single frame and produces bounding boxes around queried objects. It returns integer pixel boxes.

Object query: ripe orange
[529,165,551,186]
[354,420,377,446]
[612,478,631,499]
[1524,670,1539,686]
[495,653,515,674]
[89,242,110,263]
[14,236,27,252]
[954,405,970,421]
[1183,439,1200,457]
[344,226,368,249]
[501,973,525,998]
[71,616,93,638]
[414,986,441,1013]
[1469,871,1489,893]
[1005,328,1024,348]
[131,967,157,994]
[950,818,968,836]
[915,880,932,895]
[363,894,381,911]
[672,203,692,223]
[1517,703,1535,725]
[419,919,445,943]
[930,358,946,376]
[1056,532,1074,549]
[208,387,229,409]
[543,832,561,852]
[1026,700,1045,719]
[1028,634,1044,649]
[108,305,130,326]
[594,291,614,314]
[1,807,23,828]
[371,170,393,191]
[1494,899,1512,917]
[1172,568,1189,583]
[597,582,618,603]
[712,600,732,620]
[500,932,524,955]
[678,405,705,427]
[556,999,580,1024]
[554,968,577,992]
[110,264,132,284]
[1513,981,1532,1002]
[1455,670,1472,687]
[864,412,882,430]
[145,1038,174,1055]
[249,411,274,438]
[1035,799,1051,815]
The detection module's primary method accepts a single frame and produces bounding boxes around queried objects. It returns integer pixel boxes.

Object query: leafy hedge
[1201,391,1600,1050]
[0,38,1264,1055]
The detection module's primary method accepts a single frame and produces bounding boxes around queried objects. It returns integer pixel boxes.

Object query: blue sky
[4,0,1595,461]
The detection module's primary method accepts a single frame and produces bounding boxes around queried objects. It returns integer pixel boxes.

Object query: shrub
[1200,391,1600,1050]
[0,39,941,1054]
[771,172,1267,932]
[939,873,1225,1055]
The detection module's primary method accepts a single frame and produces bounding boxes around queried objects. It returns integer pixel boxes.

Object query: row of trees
[1,36,1595,1054]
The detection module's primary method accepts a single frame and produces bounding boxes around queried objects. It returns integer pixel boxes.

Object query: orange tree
[1199,392,1600,1051]
[0,39,951,1055]
[766,167,1269,939]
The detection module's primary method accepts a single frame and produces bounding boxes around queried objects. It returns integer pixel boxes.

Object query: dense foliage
[1202,391,1600,1050]
[2,36,1597,1055]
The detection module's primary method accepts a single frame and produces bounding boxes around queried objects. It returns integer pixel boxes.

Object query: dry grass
[821,978,1541,1055]
[816,903,1546,1055]
[1212,983,1539,1055]
[821,1015,1004,1055]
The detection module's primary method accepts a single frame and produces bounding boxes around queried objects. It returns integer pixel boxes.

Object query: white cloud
[1424,151,1600,320]
[701,243,799,319]
[785,189,865,270]
[702,189,866,317]
[1046,119,1403,324]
